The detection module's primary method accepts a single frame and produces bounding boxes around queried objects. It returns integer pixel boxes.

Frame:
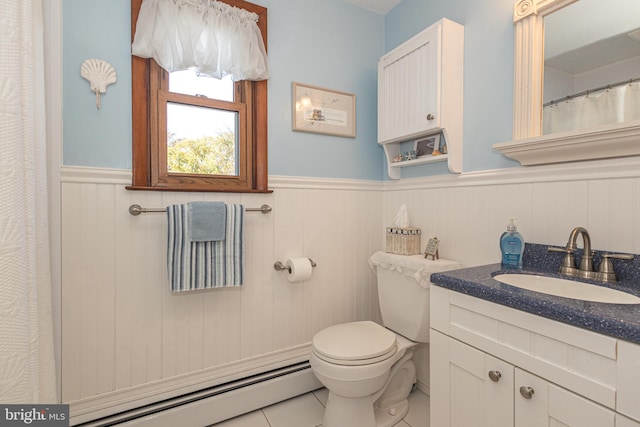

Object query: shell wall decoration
[80,58,117,109]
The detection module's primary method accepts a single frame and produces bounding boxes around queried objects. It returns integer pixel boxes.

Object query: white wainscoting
[382,155,640,267]
[58,155,640,423]
[382,156,640,389]
[59,168,384,423]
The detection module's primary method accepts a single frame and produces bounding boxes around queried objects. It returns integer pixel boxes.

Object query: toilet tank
[369,252,460,342]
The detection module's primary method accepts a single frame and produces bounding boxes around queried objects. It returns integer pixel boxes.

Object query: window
[129,0,269,192]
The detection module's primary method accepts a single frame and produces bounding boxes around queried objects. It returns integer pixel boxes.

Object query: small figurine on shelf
[424,237,440,260]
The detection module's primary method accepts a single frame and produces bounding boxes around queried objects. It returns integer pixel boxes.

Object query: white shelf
[380,132,453,179]
[390,154,448,169]
[493,122,640,166]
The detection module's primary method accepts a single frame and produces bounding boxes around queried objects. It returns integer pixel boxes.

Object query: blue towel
[188,201,226,241]
[167,203,244,292]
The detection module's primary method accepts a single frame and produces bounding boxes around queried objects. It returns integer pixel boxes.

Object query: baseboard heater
[75,362,321,427]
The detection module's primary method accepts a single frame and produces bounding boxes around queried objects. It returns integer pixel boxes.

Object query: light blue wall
[62,0,386,180]
[63,1,132,169]
[62,0,526,179]
[385,0,520,174]
[259,0,384,179]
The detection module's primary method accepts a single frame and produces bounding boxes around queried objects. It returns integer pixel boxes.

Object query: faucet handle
[547,246,573,252]
[596,253,634,282]
[548,246,577,275]
[548,246,574,254]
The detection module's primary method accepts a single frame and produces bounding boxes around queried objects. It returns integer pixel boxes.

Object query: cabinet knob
[426,113,435,120]
[519,386,535,399]
[488,370,502,382]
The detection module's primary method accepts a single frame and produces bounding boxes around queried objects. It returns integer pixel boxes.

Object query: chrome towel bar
[128,203,272,216]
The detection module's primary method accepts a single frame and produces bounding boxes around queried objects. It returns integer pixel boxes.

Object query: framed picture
[292,82,356,138]
[414,134,441,158]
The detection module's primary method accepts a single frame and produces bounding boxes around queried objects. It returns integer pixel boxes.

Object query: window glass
[166,102,238,175]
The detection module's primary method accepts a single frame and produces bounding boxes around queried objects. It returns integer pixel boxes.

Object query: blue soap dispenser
[500,218,524,269]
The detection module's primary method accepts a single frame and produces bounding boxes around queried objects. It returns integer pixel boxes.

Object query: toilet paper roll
[286,258,313,282]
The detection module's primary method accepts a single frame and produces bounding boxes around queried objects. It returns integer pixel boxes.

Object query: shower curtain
[543,81,640,134]
[0,0,57,403]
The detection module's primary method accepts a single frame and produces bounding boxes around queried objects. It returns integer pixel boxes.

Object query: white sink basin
[493,274,640,304]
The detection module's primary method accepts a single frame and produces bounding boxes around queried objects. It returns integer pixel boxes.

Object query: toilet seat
[312,321,397,366]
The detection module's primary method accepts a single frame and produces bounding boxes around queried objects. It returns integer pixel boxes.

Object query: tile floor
[209,387,429,427]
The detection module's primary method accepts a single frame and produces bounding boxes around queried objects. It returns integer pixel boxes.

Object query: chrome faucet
[566,226,594,278]
[548,226,595,279]
[549,226,634,282]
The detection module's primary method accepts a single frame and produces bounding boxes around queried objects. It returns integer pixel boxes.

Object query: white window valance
[132,0,269,81]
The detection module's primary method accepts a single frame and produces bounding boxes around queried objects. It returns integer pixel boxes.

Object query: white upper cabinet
[378,18,464,178]
[378,24,438,143]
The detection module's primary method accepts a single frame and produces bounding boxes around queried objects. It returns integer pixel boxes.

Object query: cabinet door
[431,330,514,427]
[618,340,640,422]
[378,24,439,143]
[515,369,614,427]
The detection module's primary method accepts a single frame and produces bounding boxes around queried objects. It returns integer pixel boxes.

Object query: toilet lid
[312,321,397,365]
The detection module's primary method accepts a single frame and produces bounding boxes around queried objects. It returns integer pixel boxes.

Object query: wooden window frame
[128,0,269,193]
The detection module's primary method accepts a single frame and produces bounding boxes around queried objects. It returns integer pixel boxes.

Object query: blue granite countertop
[430,243,640,344]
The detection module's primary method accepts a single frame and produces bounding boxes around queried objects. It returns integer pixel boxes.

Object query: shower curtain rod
[128,203,272,216]
[544,76,639,107]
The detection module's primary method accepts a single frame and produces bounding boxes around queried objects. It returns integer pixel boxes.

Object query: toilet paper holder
[274,258,317,273]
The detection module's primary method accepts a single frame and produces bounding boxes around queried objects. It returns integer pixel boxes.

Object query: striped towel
[167,203,244,292]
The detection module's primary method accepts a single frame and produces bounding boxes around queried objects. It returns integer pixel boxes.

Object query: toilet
[309,251,460,427]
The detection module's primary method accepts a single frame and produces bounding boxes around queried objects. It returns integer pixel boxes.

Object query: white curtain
[132,0,270,81]
[543,82,640,134]
[0,0,57,403]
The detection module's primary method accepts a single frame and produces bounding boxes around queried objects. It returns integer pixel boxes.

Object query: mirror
[493,0,640,166]
[543,0,640,134]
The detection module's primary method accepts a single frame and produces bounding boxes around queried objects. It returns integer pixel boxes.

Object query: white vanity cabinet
[430,285,640,427]
[431,330,617,426]
[377,18,463,178]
